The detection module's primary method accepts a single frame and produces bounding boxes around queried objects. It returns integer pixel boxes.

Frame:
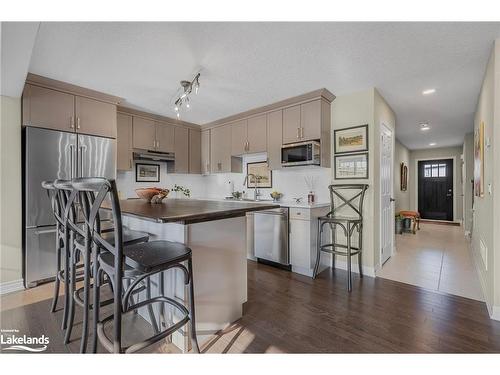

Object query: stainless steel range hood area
[133,150,175,162]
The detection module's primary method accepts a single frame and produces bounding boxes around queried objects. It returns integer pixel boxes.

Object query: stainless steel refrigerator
[23,127,116,287]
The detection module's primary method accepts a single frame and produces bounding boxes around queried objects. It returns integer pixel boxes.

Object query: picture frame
[400,162,408,191]
[334,152,369,180]
[474,121,485,197]
[334,124,369,154]
[246,161,272,188]
[135,163,160,182]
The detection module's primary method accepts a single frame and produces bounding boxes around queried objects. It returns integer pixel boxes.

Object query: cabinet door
[75,96,117,138]
[266,110,283,170]
[231,119,247,156]
[132,116,156,150]
[189,129,202,174]
[201,130,211,175]
[282,105,301,144]
[247,114,267,153]
[117,113,133,171]
[300,99,322,141]
[211,125,232,173]
[156,122,175,153]
[25,84,75,132]
[173,127,189,173]
[289,218,311,270]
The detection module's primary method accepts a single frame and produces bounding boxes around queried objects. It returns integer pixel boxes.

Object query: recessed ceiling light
[429,142,436,146]
[420,123,430,131]
[422,89,436,95]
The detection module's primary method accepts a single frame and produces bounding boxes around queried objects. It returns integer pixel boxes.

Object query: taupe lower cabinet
[117,113,133,171]
[189,130,202,174]
[282,99,325,144]
[23,83,117,139]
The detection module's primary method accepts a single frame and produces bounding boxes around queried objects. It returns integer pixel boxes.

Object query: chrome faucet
[243,173,260,201]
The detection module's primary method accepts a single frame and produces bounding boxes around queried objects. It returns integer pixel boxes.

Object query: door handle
[390,198,395,202]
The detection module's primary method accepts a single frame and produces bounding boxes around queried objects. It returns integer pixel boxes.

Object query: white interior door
[380,124,394,265]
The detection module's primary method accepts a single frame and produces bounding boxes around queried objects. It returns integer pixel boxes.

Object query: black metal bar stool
[313,184,368,291]
[72,177,200,354]
[53,179,152,353]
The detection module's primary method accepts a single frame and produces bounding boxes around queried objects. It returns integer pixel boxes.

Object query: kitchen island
[116,198,279,351]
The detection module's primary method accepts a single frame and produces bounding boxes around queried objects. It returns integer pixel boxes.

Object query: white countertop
[195,197,330,209]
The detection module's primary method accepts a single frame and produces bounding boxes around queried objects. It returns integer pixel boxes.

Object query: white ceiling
[18,22,500,149]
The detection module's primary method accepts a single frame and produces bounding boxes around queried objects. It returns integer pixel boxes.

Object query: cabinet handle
[76,117,81,130]
[297,128,300,138]
[70,116,75,129]
[299,127,303,139]
[129,159,132,169]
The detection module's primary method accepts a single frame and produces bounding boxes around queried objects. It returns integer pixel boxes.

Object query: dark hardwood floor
[2,260,500,353]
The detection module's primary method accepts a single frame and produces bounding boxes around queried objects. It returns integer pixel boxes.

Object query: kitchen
[20,71,336,353]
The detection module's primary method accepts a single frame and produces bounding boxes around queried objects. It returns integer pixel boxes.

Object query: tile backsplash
[116,154,332,202]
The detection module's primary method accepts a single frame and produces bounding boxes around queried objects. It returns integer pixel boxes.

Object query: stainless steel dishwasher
[253,207,290,267]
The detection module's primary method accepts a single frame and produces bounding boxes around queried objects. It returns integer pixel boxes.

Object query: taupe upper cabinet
[156,122,175,153]
[231,120,247,156]
[132,117,156,150]
[173,126,189,173]
[117,113,133,171]
[282,104,302,144]
[76,96,117,138]
[267,110,283,170]
[247,114,267,153]
[23,79,120,139]
[189,129,202,174]
[23,84,75,132]
[282,99,325,144]
[201,130,211,175]
[211,124,241,173]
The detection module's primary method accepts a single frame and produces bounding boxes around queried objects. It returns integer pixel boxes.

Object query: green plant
[172,184,191,198]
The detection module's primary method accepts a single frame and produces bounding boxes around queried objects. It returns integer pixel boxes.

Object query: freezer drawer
[254,209,289,265]
[25,226,58,287]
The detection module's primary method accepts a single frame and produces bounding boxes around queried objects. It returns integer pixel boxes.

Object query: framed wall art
[246,161,272,188]
[334,152,369,180]
[474,121,485,197]
[334,124,368,154]
[400,162,408,191]
[136,163,160,183]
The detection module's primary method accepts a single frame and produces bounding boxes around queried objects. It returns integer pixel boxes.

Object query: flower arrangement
[172,184,191,198]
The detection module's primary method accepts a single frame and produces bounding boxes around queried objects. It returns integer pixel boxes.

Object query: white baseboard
[491,306,500,321]
[0,279,24,295]
[333,259,376,278]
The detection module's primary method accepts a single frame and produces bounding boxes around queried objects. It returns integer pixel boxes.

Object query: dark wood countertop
[114,198,280,224]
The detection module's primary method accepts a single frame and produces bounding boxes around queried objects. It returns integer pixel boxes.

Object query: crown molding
[117,106,201,130]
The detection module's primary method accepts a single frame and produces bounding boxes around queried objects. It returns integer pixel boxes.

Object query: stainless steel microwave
[281,141,321,167]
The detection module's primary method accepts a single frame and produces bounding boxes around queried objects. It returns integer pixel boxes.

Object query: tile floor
[377,223,484,301]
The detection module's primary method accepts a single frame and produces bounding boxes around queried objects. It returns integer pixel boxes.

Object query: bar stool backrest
[53,180,82,238]
[328,184,369,220]
[41,180,64,228]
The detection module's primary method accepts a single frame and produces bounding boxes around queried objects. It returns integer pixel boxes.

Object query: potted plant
[172,184,191,198]
[395,213,403,235]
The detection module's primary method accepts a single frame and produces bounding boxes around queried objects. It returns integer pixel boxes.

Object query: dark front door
[418,159,454,221]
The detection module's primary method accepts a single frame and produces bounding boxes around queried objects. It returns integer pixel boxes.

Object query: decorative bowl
[270,191,283,202]
[135,188,169,203]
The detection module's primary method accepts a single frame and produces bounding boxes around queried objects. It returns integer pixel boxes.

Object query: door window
[423,163,447,178]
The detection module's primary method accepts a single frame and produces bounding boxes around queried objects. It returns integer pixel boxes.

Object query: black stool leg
[51,244,61,312]
[330,223,336,271]
[61,238,70,330]
[347,222,352,292]
[91,248,101,353]
[146,276,160,334]
[79,249,91,353]
[358,224,363,278]
[313,219,323,279]
[187,258,200,353]
[64,245,76,344]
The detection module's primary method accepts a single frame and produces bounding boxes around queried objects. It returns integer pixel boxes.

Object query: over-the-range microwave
[281,140,321,167]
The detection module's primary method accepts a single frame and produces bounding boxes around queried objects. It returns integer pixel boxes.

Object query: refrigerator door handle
[69,144,74,179]
[79,146,84,177]
[34,228,57,235]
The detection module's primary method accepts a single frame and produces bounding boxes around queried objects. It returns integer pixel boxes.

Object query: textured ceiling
[27,22,500,149]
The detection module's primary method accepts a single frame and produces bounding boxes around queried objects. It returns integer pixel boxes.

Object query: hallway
[377,223,483,301]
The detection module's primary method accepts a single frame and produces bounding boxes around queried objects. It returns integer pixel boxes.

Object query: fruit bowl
[135,188,169,203]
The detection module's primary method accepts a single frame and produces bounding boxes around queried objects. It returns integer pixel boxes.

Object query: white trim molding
[491,306,500,321]
[334,259,376,278]
[0,279,24,295]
